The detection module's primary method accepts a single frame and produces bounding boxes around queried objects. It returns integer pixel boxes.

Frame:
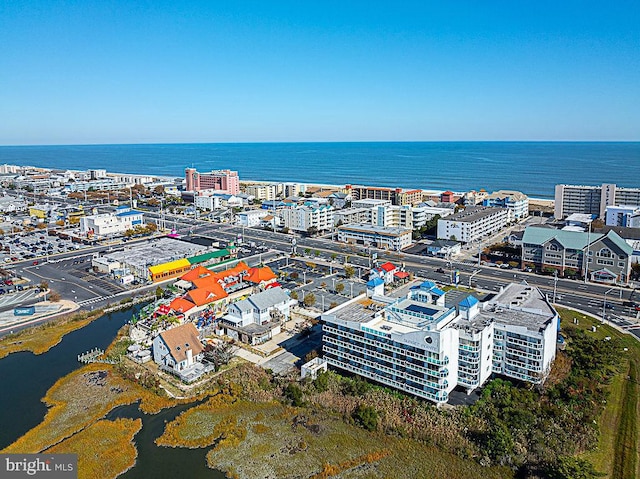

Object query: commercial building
[554,183,640,219]
[321,281,558,405]
[437,207,509,244]
[337,224,412,251]
[80,206,144,238]
[237,209,270,227]
[482,190,529,220]
[521,226,633,283]
[185,168,240,195]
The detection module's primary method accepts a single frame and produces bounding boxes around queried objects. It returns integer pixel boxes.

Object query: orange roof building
[246,266,277,285]
[186,286,228,307]
[169,297,196,314]
[180,266,212,282]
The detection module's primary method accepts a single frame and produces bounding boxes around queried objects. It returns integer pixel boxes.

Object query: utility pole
[553,270,558,304]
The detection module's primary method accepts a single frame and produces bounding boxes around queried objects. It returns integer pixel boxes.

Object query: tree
[314,370,329,392]
[335,283,345,294]
[320,281,327,290]
[314,250,320,257]
[303,293,316,307]
[330,253,337,261]
[153,185,165,195]
[155,286,164,299]
[547,457,604,479]
[289,290,299,300]
[49,291,61,302]
[39,280,49,290]
[203,341,237,371]
[307,226,318,236]
[284,383,304,407]
[352,404,378,431]
[344,266,355,278]
[304,248,311,256]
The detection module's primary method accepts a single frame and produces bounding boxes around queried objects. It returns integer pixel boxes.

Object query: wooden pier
[77,348,117,364]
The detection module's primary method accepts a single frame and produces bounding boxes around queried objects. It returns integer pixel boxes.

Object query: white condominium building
[281,204,334,233]
[482,190,529,220]
[337,224,412,251]
[554,183,640,219]
[321,281,558,405]
[437,206,509,244]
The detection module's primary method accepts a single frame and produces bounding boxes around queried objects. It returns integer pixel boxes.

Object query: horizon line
[2,139,640,148]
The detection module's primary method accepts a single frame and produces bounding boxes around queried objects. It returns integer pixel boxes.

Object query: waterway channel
[0,307,225,478]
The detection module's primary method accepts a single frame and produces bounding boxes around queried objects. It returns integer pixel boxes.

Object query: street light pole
[553,270,558,304]
[602,287,616,322]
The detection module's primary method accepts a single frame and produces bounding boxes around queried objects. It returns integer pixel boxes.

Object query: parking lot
[0,230,91,264]
[267,257,367,312]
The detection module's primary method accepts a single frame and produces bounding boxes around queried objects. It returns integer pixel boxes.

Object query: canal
[0,307,225,478]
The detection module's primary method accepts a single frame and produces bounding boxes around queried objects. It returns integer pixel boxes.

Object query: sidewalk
[0,299,79,334]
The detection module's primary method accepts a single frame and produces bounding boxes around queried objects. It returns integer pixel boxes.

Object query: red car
[32,261,38,266]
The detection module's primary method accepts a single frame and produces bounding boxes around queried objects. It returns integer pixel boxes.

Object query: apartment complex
[605,205,640,228]
[482,190,529,220]
[337,224,412,250]
[322,281,558,405]
[334,199,453,230]
[346,185,422,206]
[521,226,633,283]
[554,183,640,219]
[185,168,240,195]
[437,206,509,243]
[280,204,334,233]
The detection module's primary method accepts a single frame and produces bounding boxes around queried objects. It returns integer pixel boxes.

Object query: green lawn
[557,307,640,478]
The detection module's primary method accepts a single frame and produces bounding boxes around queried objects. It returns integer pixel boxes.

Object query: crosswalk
[77,294,119,306]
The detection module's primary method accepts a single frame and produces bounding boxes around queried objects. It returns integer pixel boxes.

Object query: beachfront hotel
[185,168,240,195]
[554,183,640,219]
[321,281,558,405]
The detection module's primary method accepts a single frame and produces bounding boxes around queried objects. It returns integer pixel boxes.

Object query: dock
[77,348,117,364]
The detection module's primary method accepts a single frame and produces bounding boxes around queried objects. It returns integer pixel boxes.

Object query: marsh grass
[45,418,142,479]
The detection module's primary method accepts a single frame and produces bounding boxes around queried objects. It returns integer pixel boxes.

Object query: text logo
[1,454,77,478]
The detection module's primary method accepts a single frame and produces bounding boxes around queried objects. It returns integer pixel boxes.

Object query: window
[598,248,613,258]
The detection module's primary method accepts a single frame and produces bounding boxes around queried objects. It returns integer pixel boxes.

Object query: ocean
[0,142,639,199]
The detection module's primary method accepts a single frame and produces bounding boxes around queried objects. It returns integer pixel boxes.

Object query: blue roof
[367,278,384,287]
[116,209,143,217]
[459,295,479,308]
[431,287,445,296]
[420,280,436,289]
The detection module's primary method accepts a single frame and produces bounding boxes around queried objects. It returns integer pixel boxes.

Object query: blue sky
[1,1,639,144]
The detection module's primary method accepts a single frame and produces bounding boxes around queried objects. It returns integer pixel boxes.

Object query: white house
[222,287,293,344]
[153,323,204,374]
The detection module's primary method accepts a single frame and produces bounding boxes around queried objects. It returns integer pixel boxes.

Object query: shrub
[352,404,378,431]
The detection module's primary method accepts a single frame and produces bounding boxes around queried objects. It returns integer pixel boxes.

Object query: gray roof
[602,225,640,241]
[599,230,634,255]
[247,287,290,311]
[445,206,506,223]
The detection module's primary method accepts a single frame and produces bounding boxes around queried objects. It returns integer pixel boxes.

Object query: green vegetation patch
[45,418,142,479]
